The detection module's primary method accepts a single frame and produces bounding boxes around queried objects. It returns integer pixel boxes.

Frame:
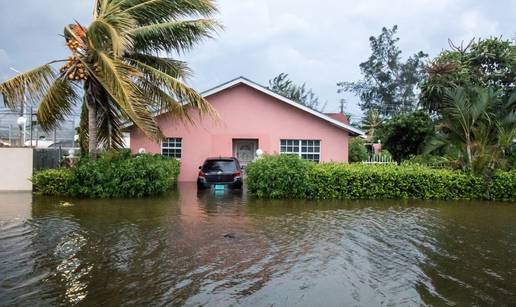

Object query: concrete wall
[0,148,33,191]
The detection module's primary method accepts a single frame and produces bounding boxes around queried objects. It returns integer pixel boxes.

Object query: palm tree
[0,0,221,159]
[361,109,383,142]
[426,87,516,173]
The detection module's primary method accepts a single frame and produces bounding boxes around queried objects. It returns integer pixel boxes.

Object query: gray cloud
[1,0,514,119]
[0,49,11,80]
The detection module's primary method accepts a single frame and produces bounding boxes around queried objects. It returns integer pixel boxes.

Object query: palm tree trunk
[87,100,98,160]
[466,140,473,170]
[84,81,98,160]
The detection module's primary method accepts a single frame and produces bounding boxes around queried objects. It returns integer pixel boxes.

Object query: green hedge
[489,171,516,201]
[245,154,312,198]
[31,168,74,196]
[246,155,515,201]
[32,152,180,198]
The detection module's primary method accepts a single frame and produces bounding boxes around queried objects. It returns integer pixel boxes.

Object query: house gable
[201,77,364,136]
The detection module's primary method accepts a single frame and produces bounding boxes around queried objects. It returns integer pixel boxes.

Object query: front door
[233,139,258,167]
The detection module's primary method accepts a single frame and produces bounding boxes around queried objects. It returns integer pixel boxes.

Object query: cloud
[1,0,514,118]
[459,10,499,40]
[185,0,515,117]
[0,49,11,80]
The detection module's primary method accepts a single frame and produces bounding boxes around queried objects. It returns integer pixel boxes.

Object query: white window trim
[279,139,321,163]
[161,137,182,160]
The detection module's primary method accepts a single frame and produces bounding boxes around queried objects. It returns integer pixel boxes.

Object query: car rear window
[202,160,237,173]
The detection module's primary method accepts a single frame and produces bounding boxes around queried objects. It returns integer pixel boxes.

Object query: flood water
[1,183,516,306]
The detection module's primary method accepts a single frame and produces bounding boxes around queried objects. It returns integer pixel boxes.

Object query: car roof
[204,157,238,161]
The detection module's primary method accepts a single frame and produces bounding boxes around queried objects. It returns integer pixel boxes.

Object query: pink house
[130,77,363,182]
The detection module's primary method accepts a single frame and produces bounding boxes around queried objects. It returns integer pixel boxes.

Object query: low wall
[0,148,33,191]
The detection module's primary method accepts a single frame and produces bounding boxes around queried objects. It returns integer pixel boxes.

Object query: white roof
[202,77,364,136]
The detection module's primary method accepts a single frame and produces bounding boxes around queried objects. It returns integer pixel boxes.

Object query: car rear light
[198,171,206,178]
[233,171,241,177]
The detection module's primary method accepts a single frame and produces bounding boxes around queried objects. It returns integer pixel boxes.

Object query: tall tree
[338,25,427,116]
[382,110,435,163]
[421,38,516,115]
[0,0,221,159]
[268,73,325,111]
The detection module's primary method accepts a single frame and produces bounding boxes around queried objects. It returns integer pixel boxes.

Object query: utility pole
[339,98,347,114]
[19,95,25,146]
[29,106,33,147]
[10,67,27,146]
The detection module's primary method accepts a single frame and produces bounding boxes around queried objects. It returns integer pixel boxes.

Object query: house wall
[131,84,350,182]
[0,148,33,191]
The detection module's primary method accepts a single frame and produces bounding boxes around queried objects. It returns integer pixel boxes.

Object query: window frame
[279,139,321,163]
[161,137,182,159]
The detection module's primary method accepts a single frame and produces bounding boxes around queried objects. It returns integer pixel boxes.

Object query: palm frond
[119,0,218,25]
[37,79,80,131]
[423,132,450,154]
[126,53,191,79]
[93,0,103,18]
[87,18,132,55]
[89,50,161,140]
[443,87,471,136]
[0,64,56,108]
[129,57,216,116]
[471,87,494,124]
[507,89,516,109]
[131,19,221,54]
[96,0,109,15]
[96,100,126,149]
[135,78,193,124]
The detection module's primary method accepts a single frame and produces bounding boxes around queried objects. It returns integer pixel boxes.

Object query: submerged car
[197,157,243,190]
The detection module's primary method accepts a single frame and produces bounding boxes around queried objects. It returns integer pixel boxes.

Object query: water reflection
[0,192,32,221]
[0,184,515,306]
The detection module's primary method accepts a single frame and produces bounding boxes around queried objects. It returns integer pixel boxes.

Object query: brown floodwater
[1,183,515,306]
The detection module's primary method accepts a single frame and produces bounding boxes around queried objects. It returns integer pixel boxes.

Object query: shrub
[32,168,73,196]
[490,171,516,201]
[402,154,457,169]
[31,152,180,198]
[68,152,180,198]
[246,155,508,200]
[348,137,369,163]
[245,154,312,198]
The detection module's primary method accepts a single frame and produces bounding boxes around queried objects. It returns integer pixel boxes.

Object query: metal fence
[33,148,62,170]
[0,109,77,147]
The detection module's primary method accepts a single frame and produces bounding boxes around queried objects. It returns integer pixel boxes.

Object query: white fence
[362,155,396,164]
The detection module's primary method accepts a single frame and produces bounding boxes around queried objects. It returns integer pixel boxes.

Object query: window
[280,139,320,163]
[161,138,182,159]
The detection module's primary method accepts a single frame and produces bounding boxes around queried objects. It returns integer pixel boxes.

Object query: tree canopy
[420,37,516,114]
[268,73,325,111]
[381,110,435,163]
[338,25,427,117]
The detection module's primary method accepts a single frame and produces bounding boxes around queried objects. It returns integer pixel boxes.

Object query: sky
[0,0,515,120]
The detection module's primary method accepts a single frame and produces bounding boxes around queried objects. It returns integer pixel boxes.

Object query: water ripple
[1,187,516,306]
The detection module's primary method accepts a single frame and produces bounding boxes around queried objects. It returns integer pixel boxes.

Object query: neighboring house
[129,77,364,182]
